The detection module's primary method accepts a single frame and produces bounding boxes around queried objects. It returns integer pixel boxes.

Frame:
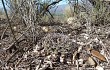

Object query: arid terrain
[0,0,110,70]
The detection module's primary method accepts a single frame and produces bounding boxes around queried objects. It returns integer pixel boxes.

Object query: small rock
[96,65,104,70]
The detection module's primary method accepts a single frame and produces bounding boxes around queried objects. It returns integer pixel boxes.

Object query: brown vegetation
[0,0,110,70]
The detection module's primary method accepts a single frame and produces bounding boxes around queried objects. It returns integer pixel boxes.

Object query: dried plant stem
[1,0,26,40]
[1,24,9,39]
[1,0,17,42]
[6,25,31,50]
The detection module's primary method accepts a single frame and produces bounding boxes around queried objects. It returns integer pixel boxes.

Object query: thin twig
[1,0,17,42]
[1,24,9,39]
[1,0,26,40]
[6,25,31,50]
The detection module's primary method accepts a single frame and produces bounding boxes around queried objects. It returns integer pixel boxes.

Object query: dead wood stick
[39,64,49,70]
[35,60,42,70]
[2,0,17,42]
[1,24,9,40]
[6,25,31,50]
[6,46,24,64]
[15,58,23,67]
[1,0,26,40]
